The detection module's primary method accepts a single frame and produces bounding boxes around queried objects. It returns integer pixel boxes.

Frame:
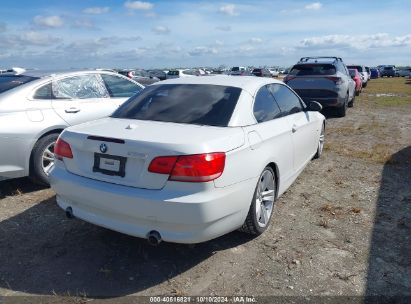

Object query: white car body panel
[0,70,143,180]
[49,76,325,243]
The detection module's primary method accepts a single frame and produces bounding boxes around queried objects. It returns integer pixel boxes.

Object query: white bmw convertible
[49,76,325,244]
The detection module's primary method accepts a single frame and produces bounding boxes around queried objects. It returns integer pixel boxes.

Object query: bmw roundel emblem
[100,143,108,153]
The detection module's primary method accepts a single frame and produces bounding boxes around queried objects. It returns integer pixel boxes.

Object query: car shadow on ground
[0,196,254,297]
[405,79,411,85]
[365,145,411,301]
[0,177,47,199]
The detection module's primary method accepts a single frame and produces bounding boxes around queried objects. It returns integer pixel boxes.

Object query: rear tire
[240,167,276,236]
[348,94,355,107]
[336,95,348,117]
[31,133,59,186]
[313,123,325,159]
[363,82,367,88]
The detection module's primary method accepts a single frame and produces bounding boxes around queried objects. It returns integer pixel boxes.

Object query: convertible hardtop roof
[5,69,118,79]
[152,75,284,95]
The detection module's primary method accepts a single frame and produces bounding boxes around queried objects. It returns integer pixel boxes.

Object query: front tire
[240,167,276,235]
[31,133,59,186]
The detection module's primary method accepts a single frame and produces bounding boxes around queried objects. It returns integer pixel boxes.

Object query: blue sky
[0,0,410,69]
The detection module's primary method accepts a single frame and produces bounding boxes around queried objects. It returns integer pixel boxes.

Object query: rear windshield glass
[0,75,38,94]
[347,66,363,72]
[111,84,242,127]
[167,71,179,75]
[231,67,240,71]
[289,64,336,76]
[384,67,394,70]
[348,69,356,77]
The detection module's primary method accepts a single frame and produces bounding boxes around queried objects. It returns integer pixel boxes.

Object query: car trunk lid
[61,117,245,189]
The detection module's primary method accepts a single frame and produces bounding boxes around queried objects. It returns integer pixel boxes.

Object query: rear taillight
[148,156,178,174]
[148,153,226,183]
[127,71,133,78]
[326,76,343,85]
[54,138,73,160]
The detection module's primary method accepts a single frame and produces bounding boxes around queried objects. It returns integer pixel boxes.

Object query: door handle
[292,124,298,133]
[65,107,80,113]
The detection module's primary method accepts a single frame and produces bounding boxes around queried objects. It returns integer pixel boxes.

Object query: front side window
[112,84,242,127]
[33,83,52,99]
[101,74,142,98]
[52,74,109,99]
[253,86,282,123]
[268,84,304,116]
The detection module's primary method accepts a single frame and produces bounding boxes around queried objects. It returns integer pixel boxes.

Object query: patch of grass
[365,77,411,95]
[326,120,385,136]
[324,143,395,164]
[375,96,411,106]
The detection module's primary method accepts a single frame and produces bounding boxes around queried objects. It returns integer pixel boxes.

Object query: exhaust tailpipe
[147,230,162,246]
[65,207,74,219]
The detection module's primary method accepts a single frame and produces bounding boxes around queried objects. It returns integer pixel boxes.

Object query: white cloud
[219,4,238,16]
[299,33,411,50]
[216,25,231,31]
[73,19,95,29]
[188,46,218,56]
[0,22,6,32]
[152,25,170,35]
[33,15,64,28]
[305,2,322,10]
[83,7,110,14]
[249,37,263,44]
[124,1,153,10]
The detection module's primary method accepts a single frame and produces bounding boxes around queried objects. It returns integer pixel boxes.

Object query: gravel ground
[0,78,410,302]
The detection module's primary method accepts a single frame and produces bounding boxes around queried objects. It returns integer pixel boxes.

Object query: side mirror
[306,101,322,112]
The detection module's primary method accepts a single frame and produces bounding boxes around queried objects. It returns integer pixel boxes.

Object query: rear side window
[0,76,38,94]
[268,84,304,116]
[253,86,282,123]
[101,74,142,98]
[167,71,179,76]
[112,84,241,127]
[52,74,109,99]
[289,64,336,76]
[33,83,52,99]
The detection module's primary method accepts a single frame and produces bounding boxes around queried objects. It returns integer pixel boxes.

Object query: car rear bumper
[49,166,256,244]
[301,97,345,108]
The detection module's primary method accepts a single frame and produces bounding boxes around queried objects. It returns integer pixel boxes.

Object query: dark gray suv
[284,57,356,117]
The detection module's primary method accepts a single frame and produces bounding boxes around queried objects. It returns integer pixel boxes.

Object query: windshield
[290,64,336,76]
[347,65,363,72]
[112,84,242,127]
[0,75,39,94]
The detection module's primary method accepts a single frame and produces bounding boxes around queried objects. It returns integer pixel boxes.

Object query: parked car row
[0,55,405,245]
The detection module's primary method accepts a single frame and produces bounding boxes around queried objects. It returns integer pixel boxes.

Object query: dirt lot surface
[0,77,410,302]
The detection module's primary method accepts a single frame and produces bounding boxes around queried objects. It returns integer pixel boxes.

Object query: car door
[100,73,143,107]
[51,73,116,126]
[268,84,318,172]
[243,85,294,187]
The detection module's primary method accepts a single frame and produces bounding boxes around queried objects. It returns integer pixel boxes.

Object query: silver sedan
[0,70,143,184]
